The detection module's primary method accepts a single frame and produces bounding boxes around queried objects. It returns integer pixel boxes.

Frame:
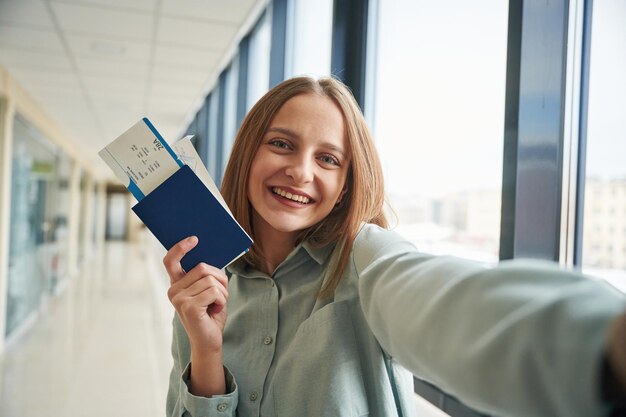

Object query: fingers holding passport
[165,237,230,348]
[163,236,199,284]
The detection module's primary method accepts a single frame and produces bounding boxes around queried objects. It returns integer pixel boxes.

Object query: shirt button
[217,403,228,412]
[249,391,259,401]
[263,336,273,345]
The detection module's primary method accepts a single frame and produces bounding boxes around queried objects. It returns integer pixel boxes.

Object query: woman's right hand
[164,236,229,354]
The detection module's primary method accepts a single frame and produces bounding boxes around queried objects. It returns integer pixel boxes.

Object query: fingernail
[188,236,198,244]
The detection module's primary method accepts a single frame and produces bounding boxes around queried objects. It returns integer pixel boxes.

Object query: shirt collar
[226,239,335,278]
[302,240,335,265]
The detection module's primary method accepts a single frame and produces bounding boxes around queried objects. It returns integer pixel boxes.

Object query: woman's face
[247,93,350,241]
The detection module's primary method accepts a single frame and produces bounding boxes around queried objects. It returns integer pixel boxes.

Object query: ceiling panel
[65,35,152,62]
[75,57,150,77]
[0,0,265,179]
[0,48,73,71]
[160,0,256,23]
[0,24,64,52]
[0,0,55,29]
[50,2,154,40]
[82,74,146,95]
[148,97,193,112]
[157,17,237,49]
[11,69,81,90]
[149,81,204,100]
[153,44,220,70]
[62,0,158,13]
[152,66,209,86]
[87,90,145,107]
[35,89,88,103]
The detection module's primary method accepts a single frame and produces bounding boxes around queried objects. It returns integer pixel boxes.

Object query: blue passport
[132,164,252,271]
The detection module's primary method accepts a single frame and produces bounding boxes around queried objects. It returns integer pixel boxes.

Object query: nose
[285,156,314,184]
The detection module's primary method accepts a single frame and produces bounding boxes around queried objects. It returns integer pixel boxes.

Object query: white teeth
[272,187,310,204]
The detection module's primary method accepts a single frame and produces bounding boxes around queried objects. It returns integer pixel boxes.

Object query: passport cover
[132,164,252,271]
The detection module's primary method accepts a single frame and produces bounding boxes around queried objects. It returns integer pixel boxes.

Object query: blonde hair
[221,76,388,299]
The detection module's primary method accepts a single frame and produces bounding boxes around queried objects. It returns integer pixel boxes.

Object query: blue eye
[269,139,291,149]
[318,154,340,166]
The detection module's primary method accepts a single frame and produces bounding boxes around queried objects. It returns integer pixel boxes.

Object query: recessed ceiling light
[91,41,125,56]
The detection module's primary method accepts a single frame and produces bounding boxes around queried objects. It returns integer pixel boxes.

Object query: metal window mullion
[201,96,211,168]
[331,0,369,110]
[215,71,228,187]
[237,35,250,128]
[499,0,524,261]
[269,0,288,87]
[500,0,571,262]
[573,0,594,267]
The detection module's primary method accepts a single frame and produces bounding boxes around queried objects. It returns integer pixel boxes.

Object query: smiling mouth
[271,187,312,204]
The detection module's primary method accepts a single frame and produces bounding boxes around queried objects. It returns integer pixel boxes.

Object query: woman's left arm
[354,225,626,417]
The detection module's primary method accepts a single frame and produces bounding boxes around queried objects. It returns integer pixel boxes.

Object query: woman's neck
[252,216,300,275]
[257,236,296,275]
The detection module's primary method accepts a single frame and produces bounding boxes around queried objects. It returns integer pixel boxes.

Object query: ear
[336,185,348,205]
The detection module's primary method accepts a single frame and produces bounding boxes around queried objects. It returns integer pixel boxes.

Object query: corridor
[0,239,172,416]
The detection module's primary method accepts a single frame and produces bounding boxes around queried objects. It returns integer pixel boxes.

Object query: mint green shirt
[167,224,625,417]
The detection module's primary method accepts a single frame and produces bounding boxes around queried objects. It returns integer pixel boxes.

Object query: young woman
[164,77,626,417]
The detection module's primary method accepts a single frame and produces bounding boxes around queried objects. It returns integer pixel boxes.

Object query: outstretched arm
[355,225,626,417]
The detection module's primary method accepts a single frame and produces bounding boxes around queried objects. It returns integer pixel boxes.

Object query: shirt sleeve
[354,224,626,417]
[166,313,239,417]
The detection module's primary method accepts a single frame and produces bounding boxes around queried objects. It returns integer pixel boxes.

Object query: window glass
[207,91,220,178]
[247,10,271,110]
[222,59,239,177]
[373,0,508,263]
[6,115,62,336]
[581,0,626,291]
[286,0,333,78]
[193,103,208,166]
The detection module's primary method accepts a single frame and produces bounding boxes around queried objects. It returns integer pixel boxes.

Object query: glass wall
[373,0,508,263]
[582,0,626,291]
[220,59,240,181]
[246,10,272,110]
[207,91,220,178]
[6,115,67,336]
[285,0,333,78]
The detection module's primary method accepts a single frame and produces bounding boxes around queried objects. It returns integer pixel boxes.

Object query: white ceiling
[0,0,264,180]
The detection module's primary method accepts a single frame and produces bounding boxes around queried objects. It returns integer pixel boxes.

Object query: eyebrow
[266,126,347,158]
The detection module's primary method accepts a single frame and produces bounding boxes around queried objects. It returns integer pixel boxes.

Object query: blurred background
[0,0,624,416]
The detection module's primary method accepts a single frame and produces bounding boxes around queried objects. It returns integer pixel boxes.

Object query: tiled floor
[0,238,447,417]
[0,240,173,417]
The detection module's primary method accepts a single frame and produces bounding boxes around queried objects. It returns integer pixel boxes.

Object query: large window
[285,0,333,78]
[581,0,626,291]
[246,10,271,110]
[373,0,508,263]
[220,59,240,182]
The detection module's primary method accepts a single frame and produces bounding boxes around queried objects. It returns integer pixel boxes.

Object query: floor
[0,238,447,417]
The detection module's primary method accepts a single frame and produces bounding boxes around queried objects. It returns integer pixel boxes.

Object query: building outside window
[582,0,626,292]
[373,0,508,263]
